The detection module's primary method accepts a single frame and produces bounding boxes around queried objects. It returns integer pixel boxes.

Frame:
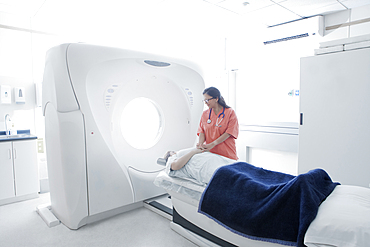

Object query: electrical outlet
[38,138,44,153]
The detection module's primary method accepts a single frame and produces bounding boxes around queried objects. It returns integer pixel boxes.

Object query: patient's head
[164,151,176,162]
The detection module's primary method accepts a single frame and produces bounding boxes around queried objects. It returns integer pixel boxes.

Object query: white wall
[0,11,61,187]
[225,16,320,173]
[235,19,319,124]
[0,12,35,132]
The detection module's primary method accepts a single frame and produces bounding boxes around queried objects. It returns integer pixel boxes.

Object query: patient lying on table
[163,148,236,186]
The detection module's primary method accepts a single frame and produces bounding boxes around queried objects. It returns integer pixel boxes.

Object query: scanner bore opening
[120,97,163,150]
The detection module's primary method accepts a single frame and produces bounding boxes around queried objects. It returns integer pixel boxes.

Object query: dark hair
[203,87,230,108]
[164,151,174,162]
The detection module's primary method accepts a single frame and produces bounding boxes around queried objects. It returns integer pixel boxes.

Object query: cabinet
[0,142,15,200]
[299,47,370,188]
[0,139,38,204]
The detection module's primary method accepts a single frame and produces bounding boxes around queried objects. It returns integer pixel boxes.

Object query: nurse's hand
[196,143,206,150]
[201,142,216,151]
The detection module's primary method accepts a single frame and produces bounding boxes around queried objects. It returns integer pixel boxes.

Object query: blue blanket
[198,162,339,247]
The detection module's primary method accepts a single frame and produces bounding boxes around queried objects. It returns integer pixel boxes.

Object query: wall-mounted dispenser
[15,87,26,103]
[1,85,12,104]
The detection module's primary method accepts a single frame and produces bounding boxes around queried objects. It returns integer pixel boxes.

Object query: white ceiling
[1,0,370,26]
[0,0,46,16]
[205,0,370,26]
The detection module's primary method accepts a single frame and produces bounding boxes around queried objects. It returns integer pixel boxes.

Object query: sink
[0,135,12,139]
[10,134,29,137]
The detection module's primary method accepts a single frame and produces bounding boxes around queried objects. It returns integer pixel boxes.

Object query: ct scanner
[42,43,205,229]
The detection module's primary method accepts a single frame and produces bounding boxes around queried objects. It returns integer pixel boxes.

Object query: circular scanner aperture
[120,97,163,149]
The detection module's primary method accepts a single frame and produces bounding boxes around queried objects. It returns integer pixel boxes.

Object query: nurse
[197,87,239,160]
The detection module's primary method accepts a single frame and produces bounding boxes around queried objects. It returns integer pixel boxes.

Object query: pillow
[304,185,370,247]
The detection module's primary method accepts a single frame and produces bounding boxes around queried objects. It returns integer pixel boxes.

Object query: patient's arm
[197,133,206,149]
[171,148,203,171]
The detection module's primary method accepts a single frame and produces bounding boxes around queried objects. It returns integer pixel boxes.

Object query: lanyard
[207,107,225,127]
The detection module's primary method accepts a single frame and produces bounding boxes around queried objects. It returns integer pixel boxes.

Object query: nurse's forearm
[198,133,205,144]
[202,133,231,151]
[213,133,230,145]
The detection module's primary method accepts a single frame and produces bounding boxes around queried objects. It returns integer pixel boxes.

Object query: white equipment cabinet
[299,43,370,188]
[0,139,39,204]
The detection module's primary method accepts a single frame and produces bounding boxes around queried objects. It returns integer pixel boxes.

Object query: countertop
[0,130,37,142]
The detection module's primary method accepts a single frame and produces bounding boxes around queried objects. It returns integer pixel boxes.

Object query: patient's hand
[197,143,209,151]
[196,145,209,153]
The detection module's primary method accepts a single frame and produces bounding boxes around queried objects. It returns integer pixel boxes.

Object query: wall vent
[263,33,310,45]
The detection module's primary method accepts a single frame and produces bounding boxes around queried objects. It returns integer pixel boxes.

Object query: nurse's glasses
[203,97,215,103]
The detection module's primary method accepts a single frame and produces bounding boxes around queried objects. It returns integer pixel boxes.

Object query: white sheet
[154,170,205,201]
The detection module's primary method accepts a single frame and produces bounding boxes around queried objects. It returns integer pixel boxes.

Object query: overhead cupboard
[0,135,38,205]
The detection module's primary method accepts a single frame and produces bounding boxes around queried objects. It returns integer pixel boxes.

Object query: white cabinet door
[13,140,39,196]
[299,48,370,187]
[0,142,15,200]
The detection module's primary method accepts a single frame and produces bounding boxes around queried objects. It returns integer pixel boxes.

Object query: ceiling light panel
[204,0,227,4]
[0,0,45,9]
[0,0,45,16]
[216,0,277,14]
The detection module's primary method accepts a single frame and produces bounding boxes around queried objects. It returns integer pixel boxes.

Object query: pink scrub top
[197,107,239,160]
